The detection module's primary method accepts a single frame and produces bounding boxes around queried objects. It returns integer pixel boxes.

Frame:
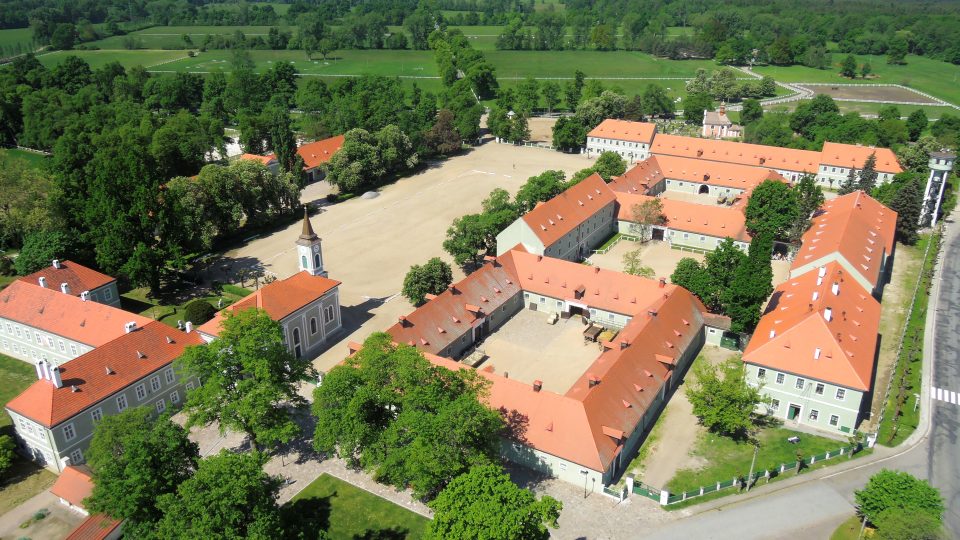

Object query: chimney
[504,372,509,379]
[814,347,822,360]
[594,266,600,273]
[124,321,138,333]
[620,340,629,350]
[35,361,44,380]
[818,266,826,278]
[448,284,457,293]
[60,282,71,295]
[51,365,63,388]
[824,308,833,322]
[38,277,46,288]
[185,321,193,333]
[832,282,840,295]
[659,277,666,288]
[52,259,61,269]
[136,350,145,359]
[588,375,600,388]
[648,310,658,317]
[80,291,90,301]
[71,385,79,393]
[769,330,776,339]
[537,255,543,262]
[533,380,542,392]
[105,366,113,375]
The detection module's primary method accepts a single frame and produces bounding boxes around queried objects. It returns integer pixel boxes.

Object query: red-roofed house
[64,514,123,540]
[585,119,657,163]
[237,153,279,174]
[5,321,203,472]
[615,192,752,251]
[18,259,120,307]
[743,262,881,433]
[790,191,896,297]
[50,465,94,513]
[198,210,342,359]
[495,173,617,260]
[0,280,152,366]
[612,155,787,200]
[387,248,719,489]
[298,135,345,182]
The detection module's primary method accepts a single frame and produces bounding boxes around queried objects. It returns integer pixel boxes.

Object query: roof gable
[297,135,345,169]
[520,173,616,246]
[588,119,657,144]
[820,142,903,174]
[18,260,116,296]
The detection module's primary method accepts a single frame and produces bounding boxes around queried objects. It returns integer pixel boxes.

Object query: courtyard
[477,308,601,394]
[215,143,594,374]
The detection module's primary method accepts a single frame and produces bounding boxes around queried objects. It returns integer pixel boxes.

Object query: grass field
[285,474,428,539]
[0,353,35,429]
[37,49,189,69]
[831,515,869,540]
[0,148,48,169]
[762,100,954,120]
[121,284,251,328]
[753,54,960,106]
[666,427,848,494]
[0,27,37,56]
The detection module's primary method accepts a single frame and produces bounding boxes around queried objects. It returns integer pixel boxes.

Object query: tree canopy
[744,180,802,240]
[402,257,454,305]
[685,357,766,440]
[855,470,944,526]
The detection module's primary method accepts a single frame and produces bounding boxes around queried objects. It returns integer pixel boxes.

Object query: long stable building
[387,249,722,489]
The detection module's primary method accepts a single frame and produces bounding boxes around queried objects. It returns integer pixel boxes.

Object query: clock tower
[296,207,327,277]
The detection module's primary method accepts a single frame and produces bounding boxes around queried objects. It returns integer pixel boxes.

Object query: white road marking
[937,387,943,401]
[931,387,960,406]
[952,391,957,404]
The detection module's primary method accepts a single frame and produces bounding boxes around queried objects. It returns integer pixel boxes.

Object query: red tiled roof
[65,514,122,540]
[613,155,787,193]
[521,173,616,247]
[615,193,751,243]
[588,119,657,144]
[50,465,93,507]
[0,281,151,348]
[238,153,277,166]
[5,322,203,427]
[18,260,115,296]
[791,191,896,288]
[297,135,345,170]
[820,142,902,174]
[197,272,340,338]
[651,133,822,173]
[744,261,880,390]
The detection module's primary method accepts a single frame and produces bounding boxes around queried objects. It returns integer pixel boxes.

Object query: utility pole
[746,443,759,491]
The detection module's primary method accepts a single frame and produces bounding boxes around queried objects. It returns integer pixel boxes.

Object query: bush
[0,256,14,275]
[183,300,216,325]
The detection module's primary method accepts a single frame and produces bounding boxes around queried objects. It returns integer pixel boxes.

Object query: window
[815,383,825,395]
[757,368,766,379]
[150,376,161,392]
[829,415,839,426]
[770,399,780,411]
[324,305,335,323]
[91,408,103,423]
[1,340,7,350]
[795,378,805,390]
[135,384,146,401]
[776,373,785,384]
[170,390,180,404]
[58,340,65,352]
[104,288,113,300]
[301,255,307,268]
[185,381,194,391]
[116,395,128,411]
[14,326,21,338]
[164,368,175,384]
[46,336,54,348]
[62,423,76,441]
[310,318,318,334]
[809,409,819,421]
[4,323,10,334]
[34,332,41,344]
[70,344,78,356]
[155,399,166,413]
[836,388,846,401]
[69,448,84,465]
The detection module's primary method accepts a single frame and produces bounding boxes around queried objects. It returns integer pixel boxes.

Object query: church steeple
[296,206,326,277]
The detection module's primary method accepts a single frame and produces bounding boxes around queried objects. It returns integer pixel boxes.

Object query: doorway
[787,404,801,421]
[698,184,710,195]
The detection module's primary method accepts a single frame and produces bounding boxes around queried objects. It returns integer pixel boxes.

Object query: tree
[402,257,454,305]
[671,258,713,304]
[628,199,666,241]
[861,61,872,78]
[508,113,531,144]
[683,92,713,125]
[790,174,825,240]
[541,81,560,113]
[514,170,567,213]
[0,155,54,249]
[622,249,655,278]
[685,357,766,440]
[177,309,315,452]
[50,23,77,50]
[426,109,462,156]
[874,509,944,540]
[426,464,562,540]
[0,435,14,476]
[155,451,282,539]
[722,233,774,332]
[266,106,301,178]
[443,213,488,267]
[858,153,879,192]
[641,84,674,118]
[906,109,928,141]
[839,167,859,195]
[183,299,216,325]
[889,179,923,244]
[593,151,626,181]
[740,98,763,126]
[551,117,587,151]
[744,179,801,240]
[86,408,199,530]
[841,54,858,78]
[854,470,944,525]
[14,230,71,275]
[515,78,540,114]
[887,35,908,65]
[313,333,503,500]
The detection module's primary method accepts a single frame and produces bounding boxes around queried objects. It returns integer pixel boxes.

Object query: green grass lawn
[0,353,37,429]
[764,100,952,120]
[831,515,870,540]
[121,285,251,328]
[753,54,960,106]
[0,148,49,169]
[285,473,428,540]
[666,427,850,494]
[0,27,37,56]
[37,49,189,69]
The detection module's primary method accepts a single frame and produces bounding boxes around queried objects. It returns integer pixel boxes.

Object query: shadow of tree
[352,527,410,540]
[281,495,332,540]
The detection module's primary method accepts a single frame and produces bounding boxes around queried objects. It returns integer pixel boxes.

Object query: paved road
[929,220,960,537]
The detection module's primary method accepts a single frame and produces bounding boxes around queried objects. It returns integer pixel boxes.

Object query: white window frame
[815,383,824,395]
[829,414,839,426]
[770,398,780,412]
[62,423,76,441]
[835,388,846,401]
[150,376,161,392]
[91,408,103,423]
[116,394,128,411]
[325,305,335,323]
[809,409,819,421]
[185,381,194,391]
[135,383,146,401]
[170,390,180,404]
[164,368,175,384]
[69,448,83,465]
[776,373,785,384]
[104,288,113,300]
[757,368,766,379]
[795,378,805,390]
[70,344,78,356]
[155,399,166,413]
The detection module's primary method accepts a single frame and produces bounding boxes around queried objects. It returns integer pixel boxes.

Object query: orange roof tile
[651,133,822,173]
[50,465,93,507]
[18,260,115,296]
[0,281,151,348]
[197,271,340,338]
[238,153,277,166]
[615,193,751,243]
[5,322,203,427]
[791,191,896,288]
[520,173,616,247]
[588,119,657,144]
[744,262,880,390]
[297,135,345,170]
[65,514,122,540]
[820,142,902,174]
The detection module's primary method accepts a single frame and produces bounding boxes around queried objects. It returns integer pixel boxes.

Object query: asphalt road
[929,221,960,537]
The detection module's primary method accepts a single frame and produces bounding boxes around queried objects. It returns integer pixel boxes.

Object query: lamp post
[581,470,589,499]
